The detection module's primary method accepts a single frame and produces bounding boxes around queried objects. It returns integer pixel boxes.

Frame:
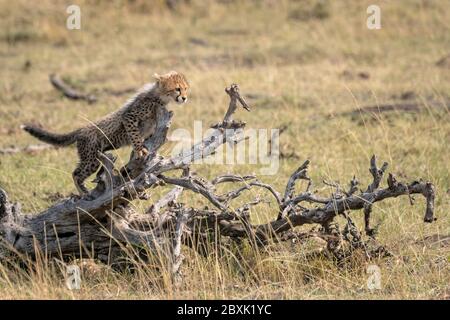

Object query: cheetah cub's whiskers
[22,71,189,196]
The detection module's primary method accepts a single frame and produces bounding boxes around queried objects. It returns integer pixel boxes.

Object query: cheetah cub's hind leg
[72,139,101,196]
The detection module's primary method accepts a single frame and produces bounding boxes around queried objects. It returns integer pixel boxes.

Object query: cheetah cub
[22,71,189,195]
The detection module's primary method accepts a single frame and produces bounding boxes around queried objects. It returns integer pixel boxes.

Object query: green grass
[0,0,449,299]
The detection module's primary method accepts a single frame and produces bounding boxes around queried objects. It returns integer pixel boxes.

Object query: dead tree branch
[49,74,97,103]
[0,144,54,155]
[0,84,437,281]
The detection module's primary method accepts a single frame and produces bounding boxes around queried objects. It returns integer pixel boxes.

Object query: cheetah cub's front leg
[121,111,149,158]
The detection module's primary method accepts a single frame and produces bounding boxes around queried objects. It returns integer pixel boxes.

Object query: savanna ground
[0,0,449,299]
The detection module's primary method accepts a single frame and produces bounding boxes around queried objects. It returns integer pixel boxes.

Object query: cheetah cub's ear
[153,73,162,81]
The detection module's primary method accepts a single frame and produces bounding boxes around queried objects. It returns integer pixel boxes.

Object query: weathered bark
[0,84,436,282]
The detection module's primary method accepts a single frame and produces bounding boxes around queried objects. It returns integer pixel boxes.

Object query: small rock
[391,91,417,100]
[339,70,370,80]
[436,54,450,68]
[23,60,31,71]
[188,37,209,47]
[357,71,370,79]
[400,91,416,100]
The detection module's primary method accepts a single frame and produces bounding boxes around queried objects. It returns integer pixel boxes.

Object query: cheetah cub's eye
[176,88,181,92]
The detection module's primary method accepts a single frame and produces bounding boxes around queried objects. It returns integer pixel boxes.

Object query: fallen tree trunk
[0,84,436,279]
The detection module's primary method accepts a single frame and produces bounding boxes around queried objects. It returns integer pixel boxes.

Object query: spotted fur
[22,71,189,195]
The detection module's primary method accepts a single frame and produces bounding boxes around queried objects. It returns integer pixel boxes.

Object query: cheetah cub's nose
[182,96,187,103]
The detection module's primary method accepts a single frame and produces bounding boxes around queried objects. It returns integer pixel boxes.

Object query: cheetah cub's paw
[137,147,150,159]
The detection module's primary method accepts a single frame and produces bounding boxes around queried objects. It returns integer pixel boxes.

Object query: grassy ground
[0,0,449,299]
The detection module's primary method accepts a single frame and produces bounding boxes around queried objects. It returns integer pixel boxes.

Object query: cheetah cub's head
[154,71,189,105]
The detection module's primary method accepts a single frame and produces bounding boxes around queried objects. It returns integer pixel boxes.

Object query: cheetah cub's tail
[21,124,78,146]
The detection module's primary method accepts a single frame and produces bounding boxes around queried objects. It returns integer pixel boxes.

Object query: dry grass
[0,0,449,299]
